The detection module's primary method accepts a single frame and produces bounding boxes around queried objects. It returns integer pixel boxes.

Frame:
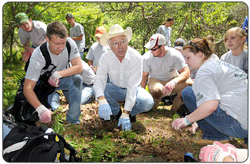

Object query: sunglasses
[151,45,162,51]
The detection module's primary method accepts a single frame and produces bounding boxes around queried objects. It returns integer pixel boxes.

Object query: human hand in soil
[118,113,131,131]
[172,116,191,130]
[36,105,52,123]
[98,99,112,121]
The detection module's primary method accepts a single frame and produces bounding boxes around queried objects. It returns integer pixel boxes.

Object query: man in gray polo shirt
[65,13,85,59]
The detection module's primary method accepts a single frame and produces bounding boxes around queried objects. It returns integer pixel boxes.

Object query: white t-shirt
[80,60,95,85]
[156,25,172,46]
[25,37,80,82]
[18,20,47,47]
[193,57,248,130]
[70,22,85,52]
[143,47,187,81]
[86,42,109,67]
[220,49,248,74]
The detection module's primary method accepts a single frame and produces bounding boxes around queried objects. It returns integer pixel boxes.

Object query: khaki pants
[148,78,193,112]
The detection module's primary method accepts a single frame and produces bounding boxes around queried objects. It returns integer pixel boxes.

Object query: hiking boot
[177,103,191,117]
[161,93,177,105]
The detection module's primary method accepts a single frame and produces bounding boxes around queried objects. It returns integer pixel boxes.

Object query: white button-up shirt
[94,46,142,111]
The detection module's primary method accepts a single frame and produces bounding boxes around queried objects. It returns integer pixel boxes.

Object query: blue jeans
[3,124,11,139]
[48,74,82,124]
[182,86,248,141]
[64,83,94,105]
[79,52,84,59]
[48,83,94,109]
[104,83,154,116]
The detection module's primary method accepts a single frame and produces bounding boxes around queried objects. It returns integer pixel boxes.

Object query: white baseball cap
[144,34,166,49]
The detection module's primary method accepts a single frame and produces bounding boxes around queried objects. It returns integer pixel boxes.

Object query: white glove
[36,105,52,123]
[48,71,62,87]
[162,79,178,96]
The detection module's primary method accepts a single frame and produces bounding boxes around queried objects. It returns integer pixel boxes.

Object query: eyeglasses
[151,45,162,51]
[110,39,128,48]
[188,41,202,52]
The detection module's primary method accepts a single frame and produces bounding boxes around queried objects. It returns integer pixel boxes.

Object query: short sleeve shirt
[86,42,109,66]
[193,58,248,130]
[220,49,248,74]
[25,37,80,82]
[156,25,172,46]
[18,20,47,47]
[80,60,95,85]
[143,47,187,81]
[70,22,85,52]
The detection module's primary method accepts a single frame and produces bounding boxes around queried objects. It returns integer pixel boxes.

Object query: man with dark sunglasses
[141,34,193,112]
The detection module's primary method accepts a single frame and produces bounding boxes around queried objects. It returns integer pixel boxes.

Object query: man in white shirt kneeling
[93,24,154,131]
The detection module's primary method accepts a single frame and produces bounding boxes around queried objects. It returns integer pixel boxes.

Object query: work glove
[189,122,199,134]
[98,99,112,121]
[162,79,178,96]
[48,71,62,87]
[36,105,52,123]
[199,141,237,162]
[118,113,131,131]
[172,116,191,130]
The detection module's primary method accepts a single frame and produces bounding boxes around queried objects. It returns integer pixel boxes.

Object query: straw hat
[100,24,132,46]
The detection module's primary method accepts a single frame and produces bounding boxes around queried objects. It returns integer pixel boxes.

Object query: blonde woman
[221,27,248,74]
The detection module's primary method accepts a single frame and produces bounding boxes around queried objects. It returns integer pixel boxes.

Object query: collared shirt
[94,46,142,111]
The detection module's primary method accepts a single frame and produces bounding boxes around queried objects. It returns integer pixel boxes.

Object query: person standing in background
[65,13,85,59]
[156,17,174,47]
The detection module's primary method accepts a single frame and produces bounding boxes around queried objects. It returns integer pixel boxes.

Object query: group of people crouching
[18,20,247,162]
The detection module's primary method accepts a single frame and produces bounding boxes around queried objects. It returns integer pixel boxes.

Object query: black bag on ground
[3,123,81,162]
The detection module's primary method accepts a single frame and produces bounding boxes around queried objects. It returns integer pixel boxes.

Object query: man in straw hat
[93,24,154,131]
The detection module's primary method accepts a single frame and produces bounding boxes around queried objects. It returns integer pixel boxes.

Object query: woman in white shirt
[172,37,248,144]
[220,27,248,74]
